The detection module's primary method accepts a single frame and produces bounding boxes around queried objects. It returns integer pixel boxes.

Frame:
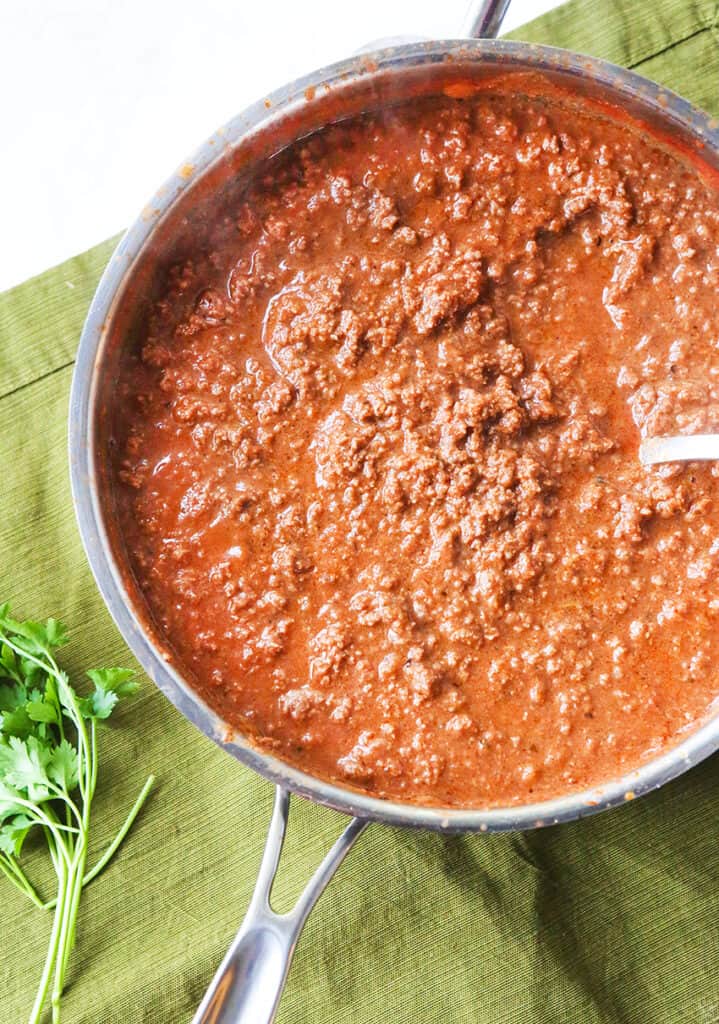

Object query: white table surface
[0,0,562,293]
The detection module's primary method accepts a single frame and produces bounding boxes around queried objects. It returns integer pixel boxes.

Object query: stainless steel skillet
[68,0,719,1020]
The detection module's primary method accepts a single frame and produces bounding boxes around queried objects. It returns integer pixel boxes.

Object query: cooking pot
[68,0,719,1020]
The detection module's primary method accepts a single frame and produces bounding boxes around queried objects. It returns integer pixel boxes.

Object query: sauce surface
[111,86,719,807]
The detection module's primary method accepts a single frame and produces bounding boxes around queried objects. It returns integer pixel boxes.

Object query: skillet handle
[462,0,512,38]
[192,787,368,1024]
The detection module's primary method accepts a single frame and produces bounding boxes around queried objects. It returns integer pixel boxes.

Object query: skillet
[68,0,719,1019]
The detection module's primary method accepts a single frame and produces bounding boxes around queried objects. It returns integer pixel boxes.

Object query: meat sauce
[111,85,719,807]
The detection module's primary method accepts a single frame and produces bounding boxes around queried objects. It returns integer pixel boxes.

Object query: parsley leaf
[86,667,140,698]
[26,700,59,725]
[80,667,139,721]
[0,813,34,856]
[47,739,79,792]
[1,735,53,800]
[0,643,23,683]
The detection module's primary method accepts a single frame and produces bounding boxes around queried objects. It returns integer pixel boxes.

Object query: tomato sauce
[110,86,719,807]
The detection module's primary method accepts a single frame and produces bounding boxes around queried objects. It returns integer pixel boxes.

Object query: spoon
[639,434,719,466]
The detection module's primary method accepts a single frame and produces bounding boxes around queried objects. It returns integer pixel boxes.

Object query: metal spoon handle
[639,434,719,466]
[463,0,512,38]
[192,787,367,1024]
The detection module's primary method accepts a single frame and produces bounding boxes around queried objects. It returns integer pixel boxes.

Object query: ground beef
[111,83,719,808]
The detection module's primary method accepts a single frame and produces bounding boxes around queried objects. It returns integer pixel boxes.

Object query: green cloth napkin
[3,1,719,1021]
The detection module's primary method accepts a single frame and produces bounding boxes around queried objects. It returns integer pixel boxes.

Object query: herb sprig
[0,604,154,1023]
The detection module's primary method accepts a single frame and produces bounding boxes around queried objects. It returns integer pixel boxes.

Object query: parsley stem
[53,834,88,1014]
[43,824,62,878]
[10,800,78,849]
[28,843,69,1024]
[0,853,45,908]
[90,719,99,792]
[57,719,97,994]
[47,783,84,830]
[83,774,155,886]
[41,773,156,912]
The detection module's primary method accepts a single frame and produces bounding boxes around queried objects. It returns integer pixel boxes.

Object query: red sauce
[110,86,719,807]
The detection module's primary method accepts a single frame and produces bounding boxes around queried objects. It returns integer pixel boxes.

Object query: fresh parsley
[0,604,154,1023]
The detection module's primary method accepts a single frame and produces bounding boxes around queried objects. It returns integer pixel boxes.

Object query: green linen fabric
[3,1,719,1021]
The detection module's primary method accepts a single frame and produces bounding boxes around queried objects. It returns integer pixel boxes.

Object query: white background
[0,0,561,292]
